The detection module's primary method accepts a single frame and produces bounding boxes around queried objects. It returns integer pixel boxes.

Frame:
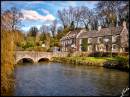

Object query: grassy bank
[52,56,129,72]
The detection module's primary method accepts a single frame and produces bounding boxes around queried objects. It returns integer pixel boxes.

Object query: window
[112,44,118,52]
[113,44,117,49]
[67,40,70,44]
[96,45,98,51]
[88,45,92,52]
[70,39,72,44]
[79,39,82,44]
[88,38,92,43]
[112,35,119,43]
[98,37,103,43]
[98,44,105,52]
[67,40,69,44]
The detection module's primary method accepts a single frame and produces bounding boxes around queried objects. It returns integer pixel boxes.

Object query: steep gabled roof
[60,29,81,40]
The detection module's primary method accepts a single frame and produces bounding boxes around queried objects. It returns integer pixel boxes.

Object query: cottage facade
[60,29,85,52]
[60,21,128,52]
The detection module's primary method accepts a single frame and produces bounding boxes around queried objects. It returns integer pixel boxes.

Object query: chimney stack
[88,24,91,31]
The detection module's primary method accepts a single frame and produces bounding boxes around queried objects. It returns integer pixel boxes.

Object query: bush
[115,56,128,65]
[25,47,34,51]
[118,52,128,57]
[23,41,35,49]
[88,52,128,57]
[47,48,53,52]
[81,38,88,51]
[34,46,47,51]
[79,52,90,57]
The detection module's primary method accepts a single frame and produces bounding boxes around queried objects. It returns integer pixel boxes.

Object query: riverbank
[52,56,129,72]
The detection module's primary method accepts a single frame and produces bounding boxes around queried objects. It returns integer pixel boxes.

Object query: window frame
[112,35,120,43]
[98,37,103,43]
[112,44,118,51]
[88,45,92,51]
[88,38,92,44]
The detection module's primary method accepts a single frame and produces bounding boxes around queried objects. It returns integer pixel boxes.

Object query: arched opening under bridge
[17,58,34,64]
[38,58,50,63]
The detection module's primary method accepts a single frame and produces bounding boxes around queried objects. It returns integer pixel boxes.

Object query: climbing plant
[81,38,88,51]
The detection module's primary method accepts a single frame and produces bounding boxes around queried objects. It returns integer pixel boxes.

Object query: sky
[1,1,98,32]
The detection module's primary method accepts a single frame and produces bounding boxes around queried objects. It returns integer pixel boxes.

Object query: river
[14,62,129,96]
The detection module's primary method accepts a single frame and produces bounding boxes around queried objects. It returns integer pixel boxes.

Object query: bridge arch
[16,58,34,64]
[38,58,50,62]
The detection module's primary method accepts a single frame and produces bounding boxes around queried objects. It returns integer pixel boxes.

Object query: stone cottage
[60,21,128,52]
[78,21,128,52]
[60,29,85,52]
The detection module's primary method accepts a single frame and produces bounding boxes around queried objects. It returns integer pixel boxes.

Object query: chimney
[88,24,91,31]
[123,21,126,29]
[98,25,101,31]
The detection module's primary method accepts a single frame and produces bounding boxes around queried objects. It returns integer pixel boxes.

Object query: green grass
[67,56,112,63]
[67,56,128,63]
[53,56,129,70]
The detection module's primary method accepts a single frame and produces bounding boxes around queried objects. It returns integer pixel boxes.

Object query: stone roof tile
[78,27,123,38]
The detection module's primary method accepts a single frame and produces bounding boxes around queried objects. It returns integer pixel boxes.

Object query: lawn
[53,56,129,71]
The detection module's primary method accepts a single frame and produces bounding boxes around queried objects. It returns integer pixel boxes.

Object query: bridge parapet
[15,51,69,63]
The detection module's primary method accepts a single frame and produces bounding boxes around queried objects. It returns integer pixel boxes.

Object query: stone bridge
[15,51,68,64]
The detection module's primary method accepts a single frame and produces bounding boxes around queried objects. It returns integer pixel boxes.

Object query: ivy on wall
[81,38,88,51]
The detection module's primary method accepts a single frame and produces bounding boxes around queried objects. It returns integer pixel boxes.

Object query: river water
[14,62,129,96]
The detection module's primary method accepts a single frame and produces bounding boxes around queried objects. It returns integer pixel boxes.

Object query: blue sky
[1,1,98,32]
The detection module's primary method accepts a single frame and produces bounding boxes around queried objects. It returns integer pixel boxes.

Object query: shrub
[23,41,34,49]
[47,48,53,52]
[81,38,88,51]
[34,46,47,51]
[25,47,34,51]
[88,52,128,57]
[118,52,128,57]
[79,52,90,57]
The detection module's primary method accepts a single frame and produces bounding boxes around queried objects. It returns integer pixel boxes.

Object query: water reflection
[14,63,129,96]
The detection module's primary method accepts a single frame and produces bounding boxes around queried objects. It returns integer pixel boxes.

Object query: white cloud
[41,9,50,14]
[21,9,55,21]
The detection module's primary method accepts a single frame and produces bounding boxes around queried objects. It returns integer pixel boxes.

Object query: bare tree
[1,10,12,30]
[40,24,49,33]
[28,26,38,37]
[96,1,129,27]
[57,10,67,28]
[57,6,76,29]
[1,7,23,31]
[50,19,57,37]
[79,7,95,30]
[11,7,23,31]
[57,2,129,31]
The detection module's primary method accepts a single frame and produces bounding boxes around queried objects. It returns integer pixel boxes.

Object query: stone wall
[15,51,69,63]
